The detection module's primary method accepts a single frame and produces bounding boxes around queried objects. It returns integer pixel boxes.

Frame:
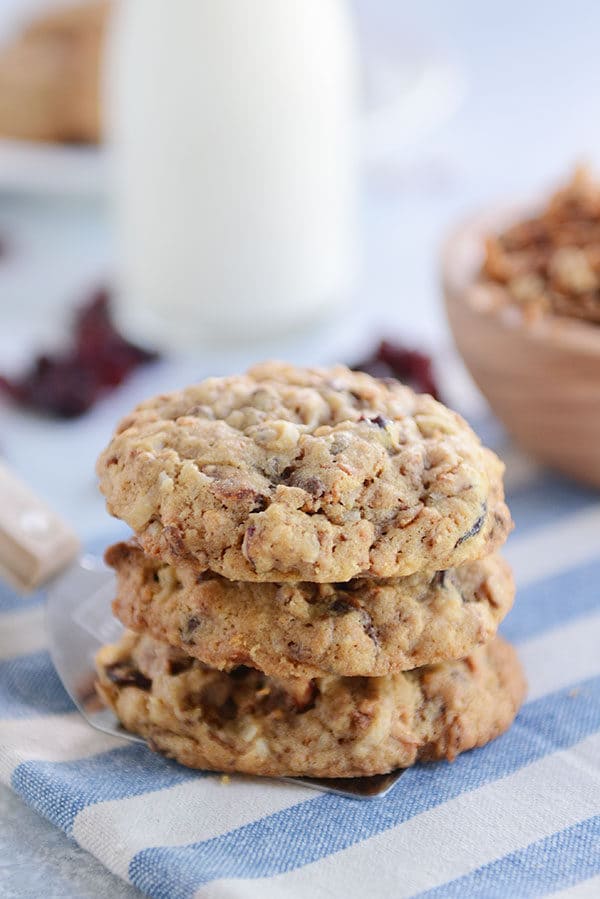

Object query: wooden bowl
[442,204,600,488]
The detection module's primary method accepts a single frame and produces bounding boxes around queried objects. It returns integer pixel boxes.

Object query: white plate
[0,41,465,197]
[0,138,108,197]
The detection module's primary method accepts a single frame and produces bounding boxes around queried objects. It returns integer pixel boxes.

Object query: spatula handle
[0,461,80,593]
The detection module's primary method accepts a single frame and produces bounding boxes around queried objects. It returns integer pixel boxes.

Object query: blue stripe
[502,556,600,644]
[128,676,600,899]
[464,414,508,450]
[418,814,600,898]
[12,744,203,834]
[0,651,73,717]
[506,473,599,535]
[0,579,45,613]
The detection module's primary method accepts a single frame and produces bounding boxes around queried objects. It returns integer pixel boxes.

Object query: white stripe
[67,607,600,893]
[0,605,47,659]
[520,611,600,701]
[550,874,600,898]
[0,713,123,784]
[505,505,600,588]
[201,731,600,899]
[194,611,600,899]
[73,776,314,881]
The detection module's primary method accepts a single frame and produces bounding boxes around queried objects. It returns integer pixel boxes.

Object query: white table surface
[1,0,600,895]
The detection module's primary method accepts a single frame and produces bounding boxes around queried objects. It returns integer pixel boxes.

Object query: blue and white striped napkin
[2,424,600,899]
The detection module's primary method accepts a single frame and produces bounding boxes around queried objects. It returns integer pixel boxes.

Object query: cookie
[0,40,71,143]
[0,1,105,144]
[107,541,515,678]
[97,362,512,582]
[95,632,526,778]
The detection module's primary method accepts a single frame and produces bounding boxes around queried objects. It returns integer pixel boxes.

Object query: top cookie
[97,362,512,582]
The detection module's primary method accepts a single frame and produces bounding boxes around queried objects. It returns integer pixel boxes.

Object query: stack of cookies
[95,362,525,779]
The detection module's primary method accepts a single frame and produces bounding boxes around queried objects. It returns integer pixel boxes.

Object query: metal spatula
[3,461,405,800]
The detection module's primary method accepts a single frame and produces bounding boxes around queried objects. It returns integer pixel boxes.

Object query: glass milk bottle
[106,0,359,347]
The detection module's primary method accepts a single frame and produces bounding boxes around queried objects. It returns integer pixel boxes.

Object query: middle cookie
[107,541,514,679]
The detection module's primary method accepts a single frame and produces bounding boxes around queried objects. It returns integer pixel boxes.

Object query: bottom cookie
[95,633,526,779]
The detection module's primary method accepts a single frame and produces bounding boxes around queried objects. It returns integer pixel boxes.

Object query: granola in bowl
[481,167,600,325]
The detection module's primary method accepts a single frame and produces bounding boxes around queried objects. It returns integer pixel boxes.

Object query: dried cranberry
[0,288,159,418]
[352,339,441,400]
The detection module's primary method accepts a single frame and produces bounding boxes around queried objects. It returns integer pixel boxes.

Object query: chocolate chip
[372,414,389,428]
[360,609,379,646]
[332,580,362,592]
[168,657,194,676]
[181,616,201,643]
[105,662,151,691]
[431,571,447,588]
[330,594,378,645]
[229,665,253,680]
[286,641,311,662]
[359,414,389,428]
[219,697,238,720]
[330,595,361,614]
[262,680,317,714]
[455,506,487,547]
